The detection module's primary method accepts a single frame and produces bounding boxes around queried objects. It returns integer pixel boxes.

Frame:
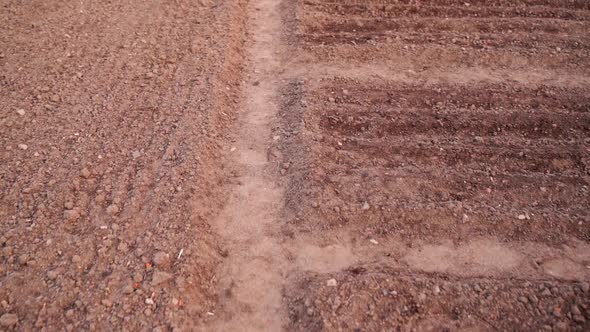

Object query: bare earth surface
[1,0,247,330]
[1,0,590,331]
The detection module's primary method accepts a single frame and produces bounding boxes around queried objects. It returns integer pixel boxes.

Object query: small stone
[328,97,335,103]
[133,272,144,282]
[65,309,75,318]
[122,285,134,294]
[369,239,379,245]
[106,204,119,215]
[64,209,80,222]
[132,150,141,159]
[101,299,113,307]
[153,251,171,267]
[362,202,370,210]
[433,285,441,295]
[326,278,337,287]
[311,202,319,208]
[80,168,91,178]
[418,293,427,301]
[517,214,526,220]
[571,305,581,315]
[18,144,28,150]
[72,255,81,263]
[117,242,128,252]
[151,271,173,286]
[540,288,552,296]
[518,296,528,304]
[552,307,561,317]
[64,201,74,210]
[579,282,589,293]
[16,109,25,116]
[145,298,155,305]
[474,136,484,143]
[50,95,60,102]
[95,194,106,204]
[0,313,18,327]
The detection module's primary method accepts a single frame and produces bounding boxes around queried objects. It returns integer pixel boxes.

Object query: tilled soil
[1,0,247,330]
[286,267,590,331]
[278,0,590,331]
[284,78,590,243]
[1,0,590,331]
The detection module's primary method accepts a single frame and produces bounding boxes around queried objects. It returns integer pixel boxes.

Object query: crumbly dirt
[1,0,590,331]
[1,0,247,330]
[286,267,590,331]
[278,0,590,331]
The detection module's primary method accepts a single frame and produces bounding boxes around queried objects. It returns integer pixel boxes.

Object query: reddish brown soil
[284,78,590,243]
[286,267,590,331]
[279,0,590,331]
[2,0,590,331]
[1,0,247,330]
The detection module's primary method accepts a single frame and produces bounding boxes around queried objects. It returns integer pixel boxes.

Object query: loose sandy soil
[1,0,589,331]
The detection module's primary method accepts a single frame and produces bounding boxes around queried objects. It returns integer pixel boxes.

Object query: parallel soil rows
[297,0,590,72]
[288,79,590,242]
[286,267,590,331]
[280,0,590,330]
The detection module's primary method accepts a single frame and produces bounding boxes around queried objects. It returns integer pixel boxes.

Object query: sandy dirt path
[205,0,289,330]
